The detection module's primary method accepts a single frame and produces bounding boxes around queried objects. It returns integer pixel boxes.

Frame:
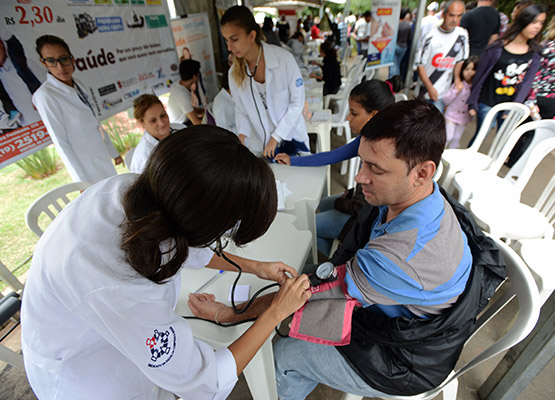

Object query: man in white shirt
[167,59,204,126]
[420,2,440,41]
[416,0,468,113]
[355,11,373,57]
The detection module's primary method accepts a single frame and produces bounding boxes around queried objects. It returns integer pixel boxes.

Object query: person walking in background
[390,7,411,79]
[526,16,555,120]
[277,15,290,44]
[262,17,281,46]
[467,5,546,143]
[355,11,372,57]
[460,0,501,56]
[443,56,479,149]
[420,2,440,42]
[309,41,341,96]
[33,35,122,183]
[416,0,469,113]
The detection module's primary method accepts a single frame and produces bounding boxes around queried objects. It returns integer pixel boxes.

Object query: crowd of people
[18,2,553,400]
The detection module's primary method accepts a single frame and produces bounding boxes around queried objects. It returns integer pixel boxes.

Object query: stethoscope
[245,45,269,155]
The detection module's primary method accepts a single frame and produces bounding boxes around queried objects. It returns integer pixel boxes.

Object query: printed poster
[367,0,401,68]
[171,13,218,101]
[0,0,179,169]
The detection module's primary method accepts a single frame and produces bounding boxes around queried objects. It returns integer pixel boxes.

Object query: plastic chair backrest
[469,102,529,155]
[25,181,92,237]
[485,120,554,179]
[451,236,540,381]
[511,136,555,195]
[394,93,408,102]
[506,119,555,178]
[535,173,555,225]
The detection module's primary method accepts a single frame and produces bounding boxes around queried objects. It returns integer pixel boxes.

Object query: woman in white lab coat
[32,35,122,183]
[221,6,309,159]
[129,94,184,174]
[21,126,311,400]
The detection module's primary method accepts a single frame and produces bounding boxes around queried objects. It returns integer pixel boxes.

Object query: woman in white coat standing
[32,35,122,183]
[221,6,310,159]
[21,126,311,400]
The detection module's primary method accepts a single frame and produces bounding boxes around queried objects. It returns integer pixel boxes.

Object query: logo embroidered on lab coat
[146,326,176,368]
[296,78,303,87]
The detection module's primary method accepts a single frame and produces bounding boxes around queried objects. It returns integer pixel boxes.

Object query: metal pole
[403,0,426,94]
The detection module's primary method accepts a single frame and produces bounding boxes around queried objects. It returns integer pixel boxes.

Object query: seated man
[167,59,206,126]
[189,100,504,399]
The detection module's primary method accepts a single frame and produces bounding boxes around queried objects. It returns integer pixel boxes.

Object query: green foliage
[15,147,59,180]
[102,113,141,154]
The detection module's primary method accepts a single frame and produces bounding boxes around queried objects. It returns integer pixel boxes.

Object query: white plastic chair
[439,102,529,192]
[512,238,555,306]
[452,120,555,206]
[394,93,408,102]
[326,55,365,110]
[0,259,24,370]
[343,236,541,400]
[469,145,555,242]
[25,181,92,237]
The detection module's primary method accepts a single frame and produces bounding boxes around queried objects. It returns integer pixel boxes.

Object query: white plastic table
[270,163,327,263]
[175,212,312,400]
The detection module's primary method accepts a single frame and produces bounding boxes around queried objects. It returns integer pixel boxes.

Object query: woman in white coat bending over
[221,6,310,159]
[32,35,122,183]
[129,94,184,174]
[21,126,311,400]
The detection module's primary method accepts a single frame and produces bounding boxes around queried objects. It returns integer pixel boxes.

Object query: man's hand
[263,137,279,159]
[469,109,477,117]
[114,156,124,166]
[254,261,298,284]
[188,293,235,323]
[428,86,439,102]
[275,153,291,165]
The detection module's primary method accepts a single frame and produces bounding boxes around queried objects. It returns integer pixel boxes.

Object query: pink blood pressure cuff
[289,265,360,346]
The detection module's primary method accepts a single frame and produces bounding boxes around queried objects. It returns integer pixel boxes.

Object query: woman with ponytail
[221,6,310,159]
[21,126,311,400]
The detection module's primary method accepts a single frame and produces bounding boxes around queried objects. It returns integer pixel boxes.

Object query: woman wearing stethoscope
[33,35,122,183]
[221,6,310,159]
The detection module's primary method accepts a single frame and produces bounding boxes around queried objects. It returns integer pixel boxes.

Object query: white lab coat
[129,123,185,174]
[212,88,236,133]
[229,42,309,154]
[21,174,238,400]
[32,74,119,183]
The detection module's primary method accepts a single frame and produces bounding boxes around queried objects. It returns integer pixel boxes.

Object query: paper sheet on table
[229,285,250,302]
[276,179,292,211]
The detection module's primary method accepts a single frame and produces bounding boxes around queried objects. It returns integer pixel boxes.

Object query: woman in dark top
[467,5,546,144]
[309,40,342,96]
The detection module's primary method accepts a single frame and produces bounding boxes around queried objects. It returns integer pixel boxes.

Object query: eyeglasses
[41,56,73,67]
[209,221,241,256]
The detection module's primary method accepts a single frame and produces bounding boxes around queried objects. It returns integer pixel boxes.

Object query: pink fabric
[289,265,361,346]
[443,81,472,125]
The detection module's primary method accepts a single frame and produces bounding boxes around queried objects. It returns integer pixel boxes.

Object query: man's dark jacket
[330,188,506,396]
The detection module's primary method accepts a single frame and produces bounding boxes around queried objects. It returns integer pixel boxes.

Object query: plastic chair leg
[341,394,363,400]
[441,377,459,400]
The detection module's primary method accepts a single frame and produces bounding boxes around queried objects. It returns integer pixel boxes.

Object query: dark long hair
[121,126,277,284]
[498,4,546,53]
[349,79,396,113]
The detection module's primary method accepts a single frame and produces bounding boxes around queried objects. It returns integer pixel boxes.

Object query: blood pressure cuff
[289,265,361,346]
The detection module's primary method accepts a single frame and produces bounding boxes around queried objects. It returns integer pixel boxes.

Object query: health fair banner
[171,13,219,102]
[0,0,179,169]
[367,0,402,68]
